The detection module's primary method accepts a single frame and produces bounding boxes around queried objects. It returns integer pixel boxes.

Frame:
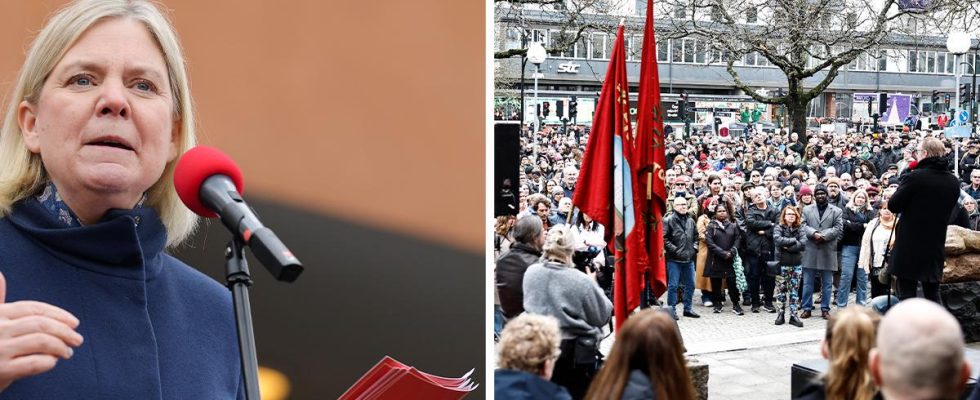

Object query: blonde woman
[694,200,716,307]
[523,225,612,399]
[858,199,897,299]
[0,1,242,398]
[794,306,880,400]
[837,189,877,307]
[495,314,571,399]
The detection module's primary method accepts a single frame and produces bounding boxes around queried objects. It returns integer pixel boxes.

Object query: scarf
[35,181,147,227]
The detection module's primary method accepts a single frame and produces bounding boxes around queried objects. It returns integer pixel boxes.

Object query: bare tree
[654,0,980,141]
[493,0,620,117]
[493,0,618,59]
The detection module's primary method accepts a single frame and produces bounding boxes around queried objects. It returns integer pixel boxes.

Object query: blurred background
[0,1,485,398]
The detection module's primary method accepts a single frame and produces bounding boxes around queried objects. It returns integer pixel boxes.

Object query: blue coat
[0,199,243,399]
[494,369,571,400]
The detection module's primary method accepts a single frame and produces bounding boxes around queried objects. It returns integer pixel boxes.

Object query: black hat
[813,184,828,195]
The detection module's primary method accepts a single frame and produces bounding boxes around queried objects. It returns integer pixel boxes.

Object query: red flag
[632,0,669,300]
[572,25,646,330]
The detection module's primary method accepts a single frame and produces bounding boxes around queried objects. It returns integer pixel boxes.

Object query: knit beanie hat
[799,185,813,197]
[813,184,828,195]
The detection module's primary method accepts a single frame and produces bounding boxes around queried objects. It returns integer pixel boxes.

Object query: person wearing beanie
[798,186,814,207]
[825,177,848,210]
[800,184,844,319]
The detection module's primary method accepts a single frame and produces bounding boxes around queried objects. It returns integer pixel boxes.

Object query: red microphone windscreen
[174,146,245,218]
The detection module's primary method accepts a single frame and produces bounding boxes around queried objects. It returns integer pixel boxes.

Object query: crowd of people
[493,122,980,399]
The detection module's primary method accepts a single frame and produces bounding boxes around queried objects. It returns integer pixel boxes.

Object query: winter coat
[494,369,572,400]
[841,206,877,246]
[828,157,853,175]
[960,152,980,182]
[801,204,844,271]
[742,203,778,256]
[523,261,612,340]
[965,183,980,201]
[694,215,714,290]
[888,156,961,283]
[949,203,971,229]
[496,242,543,319]
[773,224,807,266]
[827,193,848,211]
[0,199,243,400]
[704,219,740,279]
[620,369,659,400]
[663,213,698,262]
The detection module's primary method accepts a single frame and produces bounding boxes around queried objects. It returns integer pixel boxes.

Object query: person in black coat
[888,138,961,302]
[741,187,779,313]
[705,200,744,315]
[495,215,545,320]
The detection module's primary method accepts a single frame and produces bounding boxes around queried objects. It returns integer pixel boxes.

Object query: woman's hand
[0,273,83,392]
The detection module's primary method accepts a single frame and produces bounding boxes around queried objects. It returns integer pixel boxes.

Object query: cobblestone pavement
[596,288,837,400]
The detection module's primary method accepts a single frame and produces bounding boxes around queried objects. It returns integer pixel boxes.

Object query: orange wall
[0,1,485,253]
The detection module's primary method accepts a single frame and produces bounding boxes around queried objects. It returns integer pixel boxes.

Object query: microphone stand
[225,237,261,400]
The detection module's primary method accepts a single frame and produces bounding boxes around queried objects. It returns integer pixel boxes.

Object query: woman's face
[880,206,893,219]
[20,18,177,218]
[965,201,977,213]
[854,193,867,206]
[784,209,798,224]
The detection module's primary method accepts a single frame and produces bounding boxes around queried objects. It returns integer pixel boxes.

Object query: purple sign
[883,94,912,125]
[898,0,930,12]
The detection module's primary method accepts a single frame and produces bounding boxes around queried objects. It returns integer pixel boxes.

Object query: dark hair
[575,212,598,231]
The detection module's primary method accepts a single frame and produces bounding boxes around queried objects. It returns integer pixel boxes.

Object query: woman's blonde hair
[0,0,198,247]
[824,306,881,400]
[846,189,870,212]
[542,225,576,262]
[497,313,561,375]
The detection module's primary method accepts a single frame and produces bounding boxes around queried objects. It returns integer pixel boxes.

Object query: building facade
[495,7,980,132]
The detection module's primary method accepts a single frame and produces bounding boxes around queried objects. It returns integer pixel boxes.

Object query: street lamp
[947,31,971,177]
[527,41,547,162]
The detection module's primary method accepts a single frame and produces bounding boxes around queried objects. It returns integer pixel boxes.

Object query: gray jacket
[522,261,613,340]
[801,204,844,271]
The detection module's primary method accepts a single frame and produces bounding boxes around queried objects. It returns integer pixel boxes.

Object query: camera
[572,246,602,273]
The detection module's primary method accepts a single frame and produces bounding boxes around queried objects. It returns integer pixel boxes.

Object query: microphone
[174,146,303,282]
